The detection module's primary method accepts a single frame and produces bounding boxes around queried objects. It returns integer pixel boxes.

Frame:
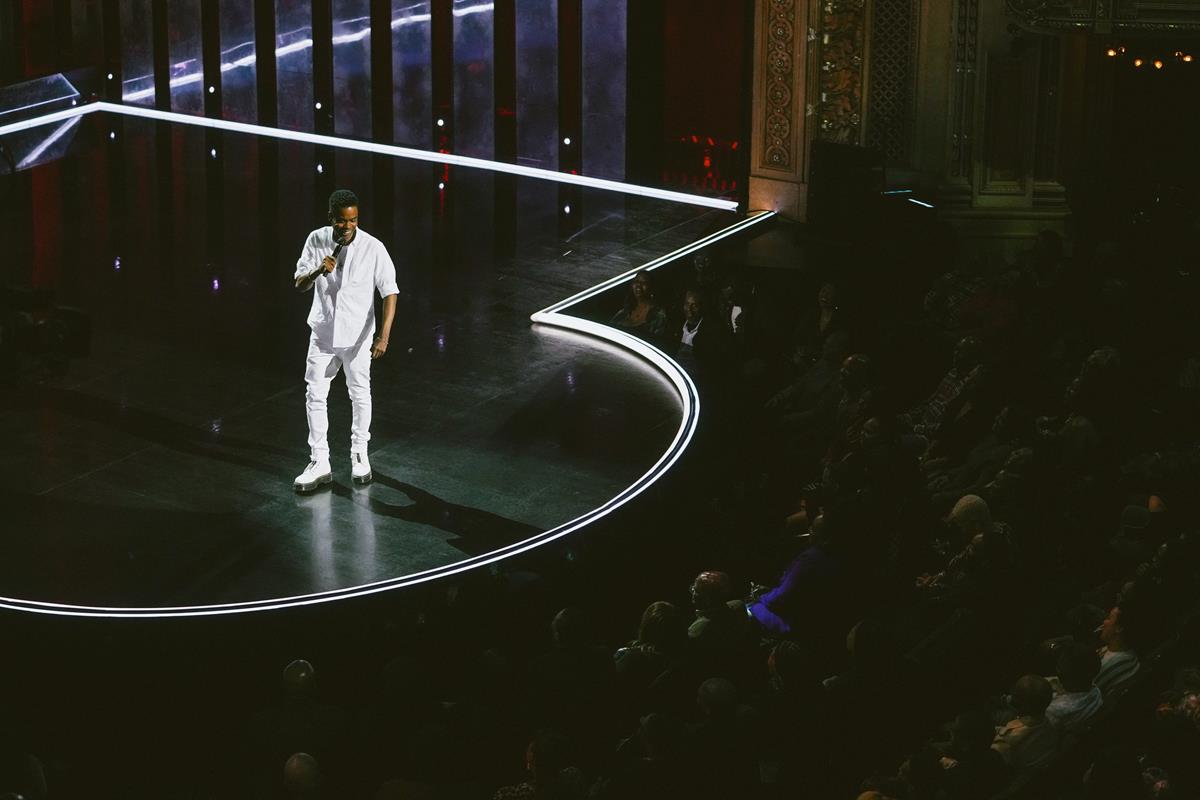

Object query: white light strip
[0,92,81,119]
[119,2,485,103]
[15,116,81,169]
[0,330,696,618]
[0,103,92,137]
[0,101,737,209]
[75,102,737,210]
[908,198,935,208]
[0,211,777,617]
[453,1,494,17]
[542,210,774,314]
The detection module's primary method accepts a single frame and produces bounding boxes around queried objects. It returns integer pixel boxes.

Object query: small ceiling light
[438,181,445,190]
[1119,45,1127,53]
[1154,59,1164,69]
[107,72,114,80]
[1134,57,1144,67]
[314,101,322,110]
[1106,48,1117,57]
[109,131,116,140]
[436,118,445,127]
[1184,55,1194,62]
[563,204,571,214]
[210,148,217,158]
[316,163,324,173]
[562,136,571,145]
[208,85,215,94]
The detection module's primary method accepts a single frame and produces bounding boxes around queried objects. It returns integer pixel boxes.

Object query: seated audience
[610,269,668,345]
[791,281,847,369]
[614,601,700,718]
[916,494,1015,602]
[903,335,986,440]
[924,405,1031,511]
[746,508,866,649]
[1095,604,1141,697]
[675,288,730,378]
[991,674,1060,770]
[931,709,1008,800]
[1045,642,1103,733]
[492,730,587,800]
[686,571,759,681]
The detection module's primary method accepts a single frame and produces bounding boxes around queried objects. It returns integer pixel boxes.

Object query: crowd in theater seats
[2,224,1199,799]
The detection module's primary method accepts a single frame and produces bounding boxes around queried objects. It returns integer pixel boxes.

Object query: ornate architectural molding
[762,0,798,170]
[947,0,979,186]
[816,0,868,144]
[1007,0,1200,33]
[865,0,919,165]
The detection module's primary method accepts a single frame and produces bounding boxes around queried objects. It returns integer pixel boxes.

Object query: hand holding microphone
[295,229,350,290]
[320,230,350,274]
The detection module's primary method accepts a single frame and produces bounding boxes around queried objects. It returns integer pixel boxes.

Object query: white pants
[304,333,372,461]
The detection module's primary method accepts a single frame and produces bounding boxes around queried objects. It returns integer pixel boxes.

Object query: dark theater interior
[2,1,1200,797]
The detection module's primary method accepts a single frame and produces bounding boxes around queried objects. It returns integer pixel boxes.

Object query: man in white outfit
[293,189,399,492]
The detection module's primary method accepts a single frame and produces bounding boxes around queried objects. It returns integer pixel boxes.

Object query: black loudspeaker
[807,140,885,235]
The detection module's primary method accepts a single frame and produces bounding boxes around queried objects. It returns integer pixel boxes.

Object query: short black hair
[328,189,359,215]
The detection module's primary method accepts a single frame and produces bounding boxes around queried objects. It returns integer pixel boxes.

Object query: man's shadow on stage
[329,473,543,555]
[25,385,545,553]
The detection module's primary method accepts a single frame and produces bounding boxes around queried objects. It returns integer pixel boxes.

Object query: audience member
[610,270,668,345]
[283,753,321,799]
[916,494,1015,604]
[931,709,1008,800]
[686,571,759,682]
[1045,642,1103,733]
[1095,605,1142,697]
[491,730,586,800]
[991,674,1060,771]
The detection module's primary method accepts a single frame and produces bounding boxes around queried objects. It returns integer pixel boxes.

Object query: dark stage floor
[0,110,745,612]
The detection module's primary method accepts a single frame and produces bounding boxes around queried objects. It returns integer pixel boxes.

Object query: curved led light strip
[0,106,773,617]
[0,102,737,211]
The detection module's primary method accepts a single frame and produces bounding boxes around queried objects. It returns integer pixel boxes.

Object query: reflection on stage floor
[0,110,747,612]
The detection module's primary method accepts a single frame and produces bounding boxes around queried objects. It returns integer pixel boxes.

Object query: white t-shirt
[681,319,702,347]
[1095,648,1139,696]
[295,227,399,349]
[1045,685,1102,732]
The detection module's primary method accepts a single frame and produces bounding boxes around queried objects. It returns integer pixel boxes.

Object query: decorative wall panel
[332,0,372,138]
[760,0,798,170]
[168,0,204,116]
[275,0,315,131]
[516,0,558,169]
[391,0,432,148]
[816,0,867,144]
[453,0,495,159]
[582,0,626,180]
[865,0,917,165]
[948,0,979,182]
[119,0,155,107]
[219,0,258,123]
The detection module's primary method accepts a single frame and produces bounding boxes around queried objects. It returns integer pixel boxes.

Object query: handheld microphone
[331,228,349,262]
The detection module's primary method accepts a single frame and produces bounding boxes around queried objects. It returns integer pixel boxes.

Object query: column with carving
[749,0,816,219]
[942,0,978,203]
[816,0,868,144]
[750,0,872,219]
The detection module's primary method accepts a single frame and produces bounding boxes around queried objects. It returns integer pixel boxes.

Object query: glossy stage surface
[0,110,742,613]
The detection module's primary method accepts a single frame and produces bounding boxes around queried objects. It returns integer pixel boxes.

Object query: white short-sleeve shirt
[295,226,399,349]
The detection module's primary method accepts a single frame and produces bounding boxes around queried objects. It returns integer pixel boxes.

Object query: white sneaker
[351,452,372,485]
[293,459,332,493]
